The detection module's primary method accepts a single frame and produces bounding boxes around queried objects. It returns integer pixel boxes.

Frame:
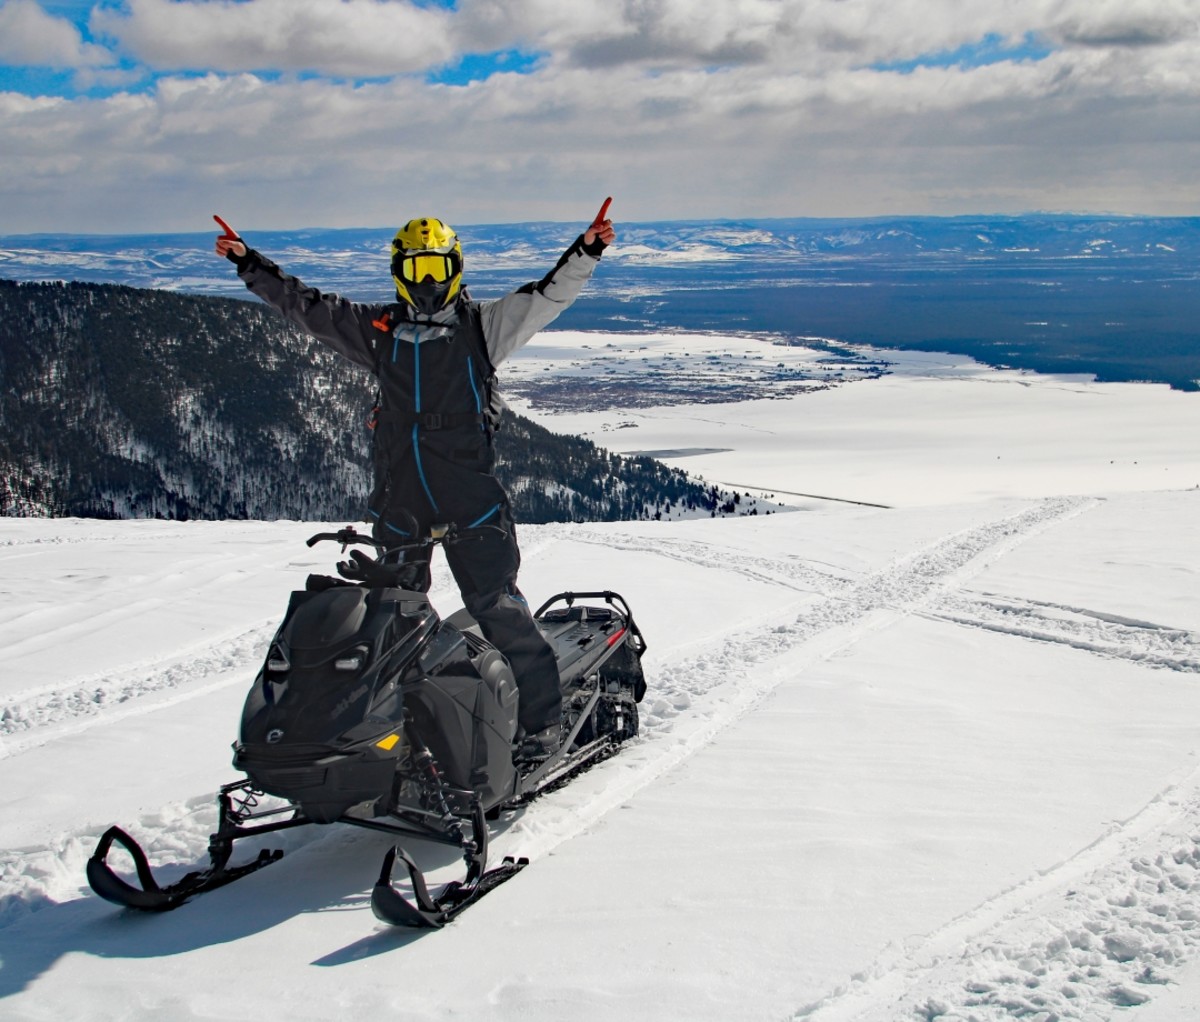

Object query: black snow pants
[445,509,561,736]
[380,504,562,736]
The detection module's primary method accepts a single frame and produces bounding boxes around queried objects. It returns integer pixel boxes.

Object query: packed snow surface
[2,339,1200,1022]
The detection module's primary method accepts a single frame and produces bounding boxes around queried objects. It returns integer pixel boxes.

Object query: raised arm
[480,199,616,367]
[213,214,378,372]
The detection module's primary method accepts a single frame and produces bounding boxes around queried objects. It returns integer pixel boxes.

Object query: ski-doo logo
[266,729,285,744]
[332,685,369,719]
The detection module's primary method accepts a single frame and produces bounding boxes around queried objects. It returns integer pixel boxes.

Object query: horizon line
[3,210,1196,241]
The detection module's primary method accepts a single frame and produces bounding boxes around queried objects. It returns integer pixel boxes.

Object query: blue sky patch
[0,65,142,99]
[0,67,77,97]
[427,49,543,86]
[871,32,1055,73]
[0,62,157,100]
[40,0,102,17]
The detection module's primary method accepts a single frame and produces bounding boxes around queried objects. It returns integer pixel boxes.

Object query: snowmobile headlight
[334,645,369,672]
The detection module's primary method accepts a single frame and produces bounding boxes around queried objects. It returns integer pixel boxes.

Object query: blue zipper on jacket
[409,330,440,512]
[467,356,482,417]
[413,330,423,410]
[468,504,500,528]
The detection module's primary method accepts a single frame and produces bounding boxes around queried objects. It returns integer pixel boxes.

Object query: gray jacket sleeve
[480,236,600,367]
[233,248,379,373]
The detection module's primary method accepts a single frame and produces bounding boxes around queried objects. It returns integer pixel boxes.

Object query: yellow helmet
[390,217,464,315]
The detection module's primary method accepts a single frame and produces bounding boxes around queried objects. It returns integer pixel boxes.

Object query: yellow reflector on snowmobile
[376,734,400,751]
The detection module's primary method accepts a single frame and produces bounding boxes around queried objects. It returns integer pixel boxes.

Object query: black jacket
[232,238,601,532]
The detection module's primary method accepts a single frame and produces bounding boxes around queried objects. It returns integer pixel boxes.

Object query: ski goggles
[393,252,458,285]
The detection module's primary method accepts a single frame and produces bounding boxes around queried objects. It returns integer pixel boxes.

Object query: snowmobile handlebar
[306,527,387,552]
[308,525,505,588]
[306,524,506,557]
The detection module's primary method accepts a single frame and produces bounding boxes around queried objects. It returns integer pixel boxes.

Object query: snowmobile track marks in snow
[571,528,855,595]
[793,760,1200,1022]
[0,623,278,752]
[925,592,1200,673]
[493,497,1101,874]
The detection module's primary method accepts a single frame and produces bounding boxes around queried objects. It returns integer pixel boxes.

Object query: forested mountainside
[0,280,717,523]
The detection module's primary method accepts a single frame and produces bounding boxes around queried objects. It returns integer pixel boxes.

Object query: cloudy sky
[2,0,1199,234]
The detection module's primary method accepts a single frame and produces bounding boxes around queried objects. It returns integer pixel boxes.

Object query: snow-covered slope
[2,348,1199,1022]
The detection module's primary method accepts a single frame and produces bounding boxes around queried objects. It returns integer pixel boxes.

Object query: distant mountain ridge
[4,214,1198,390]
[0,280,730,523]
[4,214,1199,297]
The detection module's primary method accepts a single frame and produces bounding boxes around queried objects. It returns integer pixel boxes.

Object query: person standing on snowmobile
[214,206,616,758]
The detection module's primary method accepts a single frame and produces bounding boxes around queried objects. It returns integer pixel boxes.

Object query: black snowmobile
[87,524,646,928]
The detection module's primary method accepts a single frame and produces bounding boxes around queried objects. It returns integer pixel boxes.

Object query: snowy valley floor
[3,342,1200,1021]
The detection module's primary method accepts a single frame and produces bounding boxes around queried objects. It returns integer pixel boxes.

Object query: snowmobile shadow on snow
[0,825,459,998]
[86,525,647,930]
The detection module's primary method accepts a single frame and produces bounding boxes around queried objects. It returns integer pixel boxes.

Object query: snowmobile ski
[87,780,305,912]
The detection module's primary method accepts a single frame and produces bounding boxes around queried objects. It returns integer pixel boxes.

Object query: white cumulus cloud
[90,0,456,77]
[0,0,113,68]
[1045,0,1200,48]
[3,0,1200,230]
[455,0,1200,71]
